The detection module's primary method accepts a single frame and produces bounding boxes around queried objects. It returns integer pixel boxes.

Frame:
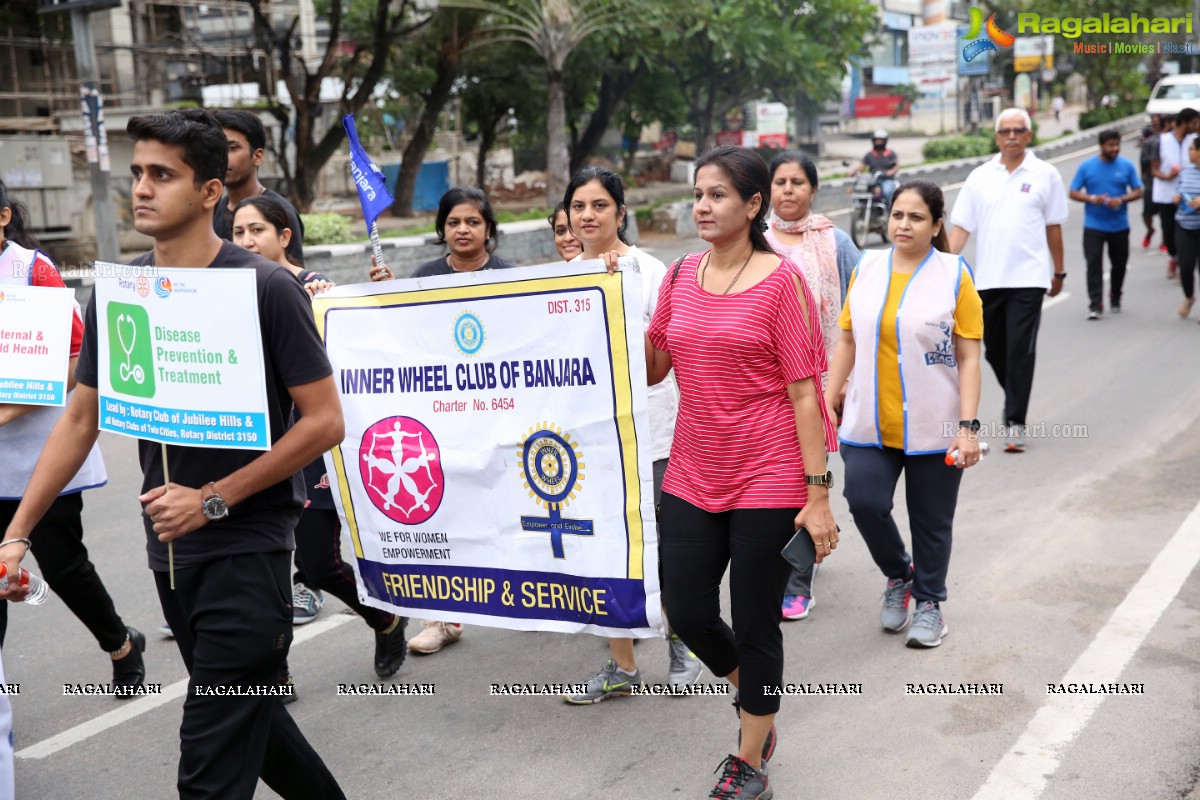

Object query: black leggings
[1176,224,1200,299]
[658,493,796,716]
[0,493,128,651]
[292,508,393,631]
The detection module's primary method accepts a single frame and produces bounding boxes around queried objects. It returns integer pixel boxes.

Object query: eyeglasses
[996,127,1029,137]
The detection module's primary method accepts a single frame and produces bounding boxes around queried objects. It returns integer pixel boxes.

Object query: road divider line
[15,612,356,760]
[972,497,1200,799]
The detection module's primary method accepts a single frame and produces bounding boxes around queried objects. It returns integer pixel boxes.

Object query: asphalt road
[8,139,1200,800]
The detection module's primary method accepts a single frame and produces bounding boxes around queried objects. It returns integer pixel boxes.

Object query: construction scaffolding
[0,0,318,133]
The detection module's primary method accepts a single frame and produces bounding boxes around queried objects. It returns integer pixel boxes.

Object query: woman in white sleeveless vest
[556,166,705,704]
[765,150,860,622]
[0,183,146,692]
[825,180,983,649]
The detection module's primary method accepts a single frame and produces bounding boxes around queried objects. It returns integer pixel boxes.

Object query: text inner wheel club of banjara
[312,258,664,639]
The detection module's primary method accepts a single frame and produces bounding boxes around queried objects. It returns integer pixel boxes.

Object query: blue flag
[343,114,394,229]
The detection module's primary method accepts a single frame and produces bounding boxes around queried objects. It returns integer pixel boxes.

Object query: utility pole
[38,0,122,264]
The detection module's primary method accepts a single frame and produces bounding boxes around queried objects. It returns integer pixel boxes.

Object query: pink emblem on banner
[359,416,444,524]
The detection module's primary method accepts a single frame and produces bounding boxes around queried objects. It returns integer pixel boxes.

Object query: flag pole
[162,442,174,590]
[370,221,385,273]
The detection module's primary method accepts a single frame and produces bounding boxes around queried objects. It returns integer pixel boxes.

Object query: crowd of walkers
[0,102,1154,799]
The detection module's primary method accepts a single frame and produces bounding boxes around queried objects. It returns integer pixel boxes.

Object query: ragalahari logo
[962,7,1016,62]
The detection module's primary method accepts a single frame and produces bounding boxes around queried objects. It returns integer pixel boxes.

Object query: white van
[1147,74,1200,117]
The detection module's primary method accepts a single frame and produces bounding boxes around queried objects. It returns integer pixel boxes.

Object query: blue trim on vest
[894,247,935,454]
[838,435,882,449]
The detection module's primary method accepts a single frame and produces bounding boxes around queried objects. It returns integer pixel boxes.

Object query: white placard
[0,285,74,406]
[94,265,270,450]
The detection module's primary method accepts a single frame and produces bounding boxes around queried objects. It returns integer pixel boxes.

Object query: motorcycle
[843,165,890,249]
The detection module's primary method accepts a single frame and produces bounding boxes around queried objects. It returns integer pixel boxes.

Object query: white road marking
[15,612,356,760]
[972,497,1200,799]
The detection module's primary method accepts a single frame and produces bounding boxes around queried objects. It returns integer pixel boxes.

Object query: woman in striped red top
[638,146,838,800]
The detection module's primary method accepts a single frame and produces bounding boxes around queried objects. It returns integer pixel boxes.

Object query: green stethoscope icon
[117,313,146,384]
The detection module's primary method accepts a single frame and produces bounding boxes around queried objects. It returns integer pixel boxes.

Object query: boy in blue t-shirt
[1069,129,1144,318]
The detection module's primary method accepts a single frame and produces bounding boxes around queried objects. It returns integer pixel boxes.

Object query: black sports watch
[201,482,229,521]
[958,419,981,433]
[1053,272,1067,279]
[805,470,834,490]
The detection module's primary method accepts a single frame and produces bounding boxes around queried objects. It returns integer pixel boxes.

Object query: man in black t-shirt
[213,109,306,266]
[0,109,349,800]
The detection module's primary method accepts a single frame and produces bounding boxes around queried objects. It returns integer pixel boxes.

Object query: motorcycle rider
[855,129,900,207]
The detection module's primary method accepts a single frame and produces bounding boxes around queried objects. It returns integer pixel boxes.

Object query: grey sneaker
[667,634,703,688]
[708,755,772,799]
[292,584,323,625]
[881,575,913,632]
[563,659,641,705]
[906,601,948,648]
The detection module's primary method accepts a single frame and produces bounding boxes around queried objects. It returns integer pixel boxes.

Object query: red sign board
[757,133,789,149]
[854,96,907,118]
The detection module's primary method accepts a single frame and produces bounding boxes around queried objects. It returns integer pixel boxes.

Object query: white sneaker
[407,620,464,654]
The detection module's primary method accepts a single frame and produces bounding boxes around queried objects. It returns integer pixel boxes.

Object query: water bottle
[945,441,990,466]
[0,563,50,605]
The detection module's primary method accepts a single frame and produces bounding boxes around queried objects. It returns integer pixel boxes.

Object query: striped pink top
[648,252,838,512]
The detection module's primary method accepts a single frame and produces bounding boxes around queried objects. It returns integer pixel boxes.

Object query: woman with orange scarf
[765,151,859,622]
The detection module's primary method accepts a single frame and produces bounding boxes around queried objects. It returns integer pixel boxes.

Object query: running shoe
[292,583,323,625]
[1162,244,1170,255]
[1087,310,1100,321]
[781,594,814,620]
[563,659,641,704]
[158,622,174,638]
[667,634,703,688]
[708,755,772,799]
[1109,293,1121,314]
[906,601,948,648]
[1142,232,1152,248]
[1005,424,1026,453]
[408,620,464,654]
[880,575,913,632]
[1168,258,1178,280]
[374,616,409,678]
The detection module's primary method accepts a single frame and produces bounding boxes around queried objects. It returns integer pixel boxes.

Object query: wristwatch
[201,482,229,521]
[805,470,834,490]
[959,419,981,433]
[1054,272,1067,279]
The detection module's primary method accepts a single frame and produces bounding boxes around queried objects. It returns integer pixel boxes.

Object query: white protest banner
[93,266,270,450]
[312,259,663,638]
[0,285,74,406]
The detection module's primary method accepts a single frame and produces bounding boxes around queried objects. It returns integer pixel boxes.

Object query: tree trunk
[568,63,644,176]
[393,47,461,216]
[475,109,505,194]
[545,65,570,208]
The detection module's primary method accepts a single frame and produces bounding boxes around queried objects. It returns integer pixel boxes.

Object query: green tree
[243,0,434,211]
[389,9,486,215]
[442,0,639,204]
[662,0,877,152]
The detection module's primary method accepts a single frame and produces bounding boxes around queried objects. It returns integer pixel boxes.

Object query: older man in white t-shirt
[948,108,1069,453]
[1151,107,1199,277]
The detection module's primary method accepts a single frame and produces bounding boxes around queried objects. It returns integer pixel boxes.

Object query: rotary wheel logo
[359,416,444,524]
[519,424,585,509]
[516,424,594,558]
[454,311,485,356]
